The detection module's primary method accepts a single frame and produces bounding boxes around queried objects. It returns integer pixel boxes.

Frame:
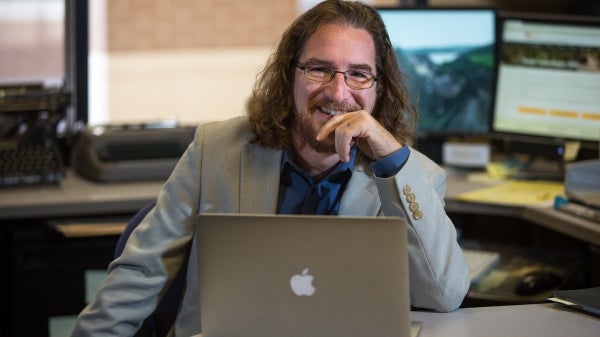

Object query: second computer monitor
[492,13,600,156]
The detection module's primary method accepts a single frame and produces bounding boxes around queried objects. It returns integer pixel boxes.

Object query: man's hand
[316,110,403,162]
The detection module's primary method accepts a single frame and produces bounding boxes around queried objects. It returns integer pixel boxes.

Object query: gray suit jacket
[71,116,469,337]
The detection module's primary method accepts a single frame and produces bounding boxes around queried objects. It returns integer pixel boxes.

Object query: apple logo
[290,268,316,296]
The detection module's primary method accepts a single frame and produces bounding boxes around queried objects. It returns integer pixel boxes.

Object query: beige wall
[107,0,295,50]
[106,0,403,51]
[101,0,398,125]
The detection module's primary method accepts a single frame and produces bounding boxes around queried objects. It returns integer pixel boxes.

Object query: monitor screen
[377,7,497,137]
[492,13,600,151]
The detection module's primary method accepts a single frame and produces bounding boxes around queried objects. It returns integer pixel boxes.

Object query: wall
[107,48,271,125]
[98,0,398,126]
[107,0,296,50]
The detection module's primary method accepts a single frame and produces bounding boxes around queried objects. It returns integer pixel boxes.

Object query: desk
[443,171,600,304]
[523,206,600,246]
[444,171,600,247]
[1,169,599,337]
[0,170,163,220]
[2,171,595,257]
[191,304,598,337]
[1,169,598,243]
[411,303,598,337]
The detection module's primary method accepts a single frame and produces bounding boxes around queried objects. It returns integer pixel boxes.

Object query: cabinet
[1,221,121,337]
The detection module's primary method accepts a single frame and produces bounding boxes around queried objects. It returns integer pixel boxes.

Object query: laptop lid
[195,213,417,337]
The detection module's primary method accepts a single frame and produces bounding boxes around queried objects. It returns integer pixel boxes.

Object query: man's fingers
[316,114,349,141]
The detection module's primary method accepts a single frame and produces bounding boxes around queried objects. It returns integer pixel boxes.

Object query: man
[71,1,469,336]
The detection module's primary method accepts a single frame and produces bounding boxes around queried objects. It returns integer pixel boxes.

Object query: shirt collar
[281,146,358,180]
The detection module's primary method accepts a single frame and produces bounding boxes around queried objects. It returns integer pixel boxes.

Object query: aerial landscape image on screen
[380,10,496,134]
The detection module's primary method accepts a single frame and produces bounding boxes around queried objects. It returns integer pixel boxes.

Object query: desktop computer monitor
[491,12,600,163]
[377,7,498,137]
[377,7,498,163]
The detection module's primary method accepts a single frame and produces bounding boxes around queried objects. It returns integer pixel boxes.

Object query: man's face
[293,23,378,153]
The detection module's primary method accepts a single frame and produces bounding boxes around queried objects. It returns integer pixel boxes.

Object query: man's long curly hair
[246,0,417,155]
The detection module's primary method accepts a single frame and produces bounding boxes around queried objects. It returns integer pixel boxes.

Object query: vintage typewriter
[71,122,195,182]
[0,84,70,186]
[0,142,65,186]
[0,83,71,113]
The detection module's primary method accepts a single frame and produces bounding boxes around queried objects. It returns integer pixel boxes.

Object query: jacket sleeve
[374,149,470,312]
[70,124,205,337]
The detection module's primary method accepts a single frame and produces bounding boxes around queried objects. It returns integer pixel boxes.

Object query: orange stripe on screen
[518,106,546,115]
[549,110,579,118]
[582,112,600,121]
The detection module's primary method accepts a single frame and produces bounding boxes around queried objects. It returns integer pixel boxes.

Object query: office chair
[114,200,186,337]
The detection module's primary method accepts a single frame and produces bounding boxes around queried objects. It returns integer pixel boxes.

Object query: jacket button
[409,202,419,212]
[402,185,412,195]
[413,210,423,220]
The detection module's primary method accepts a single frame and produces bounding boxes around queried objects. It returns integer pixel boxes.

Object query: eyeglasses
[296,64,377,90]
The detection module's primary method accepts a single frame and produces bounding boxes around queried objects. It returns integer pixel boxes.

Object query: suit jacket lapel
[239,143,380,216]
[240,142,282,214]
[339,167,380,216]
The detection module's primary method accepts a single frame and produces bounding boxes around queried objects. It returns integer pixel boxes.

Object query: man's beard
[293,98,361,154]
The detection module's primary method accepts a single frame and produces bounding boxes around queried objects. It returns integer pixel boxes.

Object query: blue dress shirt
[277,145,410,215]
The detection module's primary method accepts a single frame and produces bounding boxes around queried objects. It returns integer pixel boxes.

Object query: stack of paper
[457,180,564,206]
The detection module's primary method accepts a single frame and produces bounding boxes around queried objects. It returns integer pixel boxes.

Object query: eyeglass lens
[301,66,375,89]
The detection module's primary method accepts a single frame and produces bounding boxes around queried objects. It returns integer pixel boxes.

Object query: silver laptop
[195,213,421,337]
